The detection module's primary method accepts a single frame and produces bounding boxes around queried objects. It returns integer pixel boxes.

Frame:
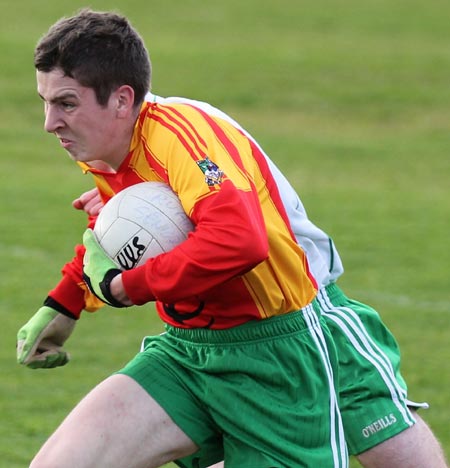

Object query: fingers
[72,198,84,210]
[25,350,70,369]
[16,331,38,365]
[72,188,96,209]
[85,199,103,217]
[16,339,30,365]
[17,338,69,368]
[72,188,103,216]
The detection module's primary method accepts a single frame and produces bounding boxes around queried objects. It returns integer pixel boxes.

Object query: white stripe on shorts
[303,303,349,468]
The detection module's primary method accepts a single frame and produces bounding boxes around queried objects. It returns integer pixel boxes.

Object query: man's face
[37,68,126,168]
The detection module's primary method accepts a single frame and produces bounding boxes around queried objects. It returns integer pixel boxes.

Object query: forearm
[110,275,132,306]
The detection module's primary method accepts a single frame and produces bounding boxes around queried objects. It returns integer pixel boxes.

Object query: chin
[66,150,78,161]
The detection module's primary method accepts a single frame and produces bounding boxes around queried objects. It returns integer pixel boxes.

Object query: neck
[88,160,116,172]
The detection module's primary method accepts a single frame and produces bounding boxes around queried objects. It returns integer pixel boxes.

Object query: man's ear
[115,85,135,118]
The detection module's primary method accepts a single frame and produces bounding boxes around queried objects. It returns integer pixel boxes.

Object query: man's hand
[17,306,76,369]
[82,229,127,307]
[72,187,103,217]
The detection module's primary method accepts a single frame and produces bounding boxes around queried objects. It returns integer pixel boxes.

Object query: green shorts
[117,304,348,468]
[317,283,428,455]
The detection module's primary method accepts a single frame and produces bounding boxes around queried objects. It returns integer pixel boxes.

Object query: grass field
[1,0,449,466]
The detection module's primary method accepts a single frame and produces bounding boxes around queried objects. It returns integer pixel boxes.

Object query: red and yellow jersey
[50,101,317,329]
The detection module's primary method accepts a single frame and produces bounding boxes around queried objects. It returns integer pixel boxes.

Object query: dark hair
[34,9,151,107]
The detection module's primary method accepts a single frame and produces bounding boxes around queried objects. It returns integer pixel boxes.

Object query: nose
[44,104,64,133]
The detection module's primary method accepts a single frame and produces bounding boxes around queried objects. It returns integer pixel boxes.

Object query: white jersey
[146,92,344,288]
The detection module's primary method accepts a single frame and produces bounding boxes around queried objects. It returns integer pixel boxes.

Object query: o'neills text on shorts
[362,414,397,438]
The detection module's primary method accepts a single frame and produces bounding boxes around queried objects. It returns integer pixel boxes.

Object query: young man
[16,9,347,468]
[74,94,449,468]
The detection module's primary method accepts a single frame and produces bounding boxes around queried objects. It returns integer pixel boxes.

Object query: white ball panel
[93,182,194,270]
[97,218,142,255]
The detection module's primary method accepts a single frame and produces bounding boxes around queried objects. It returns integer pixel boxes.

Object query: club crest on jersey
[197,157,224,186]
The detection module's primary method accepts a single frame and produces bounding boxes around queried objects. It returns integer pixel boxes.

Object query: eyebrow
[38,92,79,104]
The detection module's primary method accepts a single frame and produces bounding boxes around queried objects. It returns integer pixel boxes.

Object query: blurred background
[1,1,449,466]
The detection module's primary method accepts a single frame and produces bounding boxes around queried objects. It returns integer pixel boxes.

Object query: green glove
[82,228,125,307]
[17,306,76,369]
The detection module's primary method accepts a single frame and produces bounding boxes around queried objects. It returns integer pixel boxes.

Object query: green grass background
[1,0,449,466]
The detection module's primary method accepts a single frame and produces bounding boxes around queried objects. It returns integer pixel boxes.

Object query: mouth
[57,136,73,149]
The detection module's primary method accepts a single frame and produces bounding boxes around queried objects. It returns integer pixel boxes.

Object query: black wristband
[44,296,78,320]
[100,269,127,308]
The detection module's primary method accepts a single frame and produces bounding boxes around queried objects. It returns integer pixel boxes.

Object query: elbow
[254,235,269,264]
[240,226,269,269]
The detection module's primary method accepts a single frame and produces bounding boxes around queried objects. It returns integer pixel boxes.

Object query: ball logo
[116,236,146,270]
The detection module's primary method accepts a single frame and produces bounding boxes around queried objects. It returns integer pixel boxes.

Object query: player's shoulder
[146,92,229,120]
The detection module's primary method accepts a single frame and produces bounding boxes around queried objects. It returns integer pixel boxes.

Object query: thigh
[30,374,198,468]
[118,334,224,468]
[356,411,448,468]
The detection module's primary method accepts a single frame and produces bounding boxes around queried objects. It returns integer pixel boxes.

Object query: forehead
[36,69,93,102]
